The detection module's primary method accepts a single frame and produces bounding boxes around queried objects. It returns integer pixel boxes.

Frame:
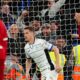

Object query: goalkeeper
[0,20,8,80]
[24,26,62,80]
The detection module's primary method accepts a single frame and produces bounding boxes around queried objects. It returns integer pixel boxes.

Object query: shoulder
[24,43,29,49]
[0,20,4,25]
[36,38,46,44]
[36,32,42,37]
[0,20,6,28]
[0,20,2,22]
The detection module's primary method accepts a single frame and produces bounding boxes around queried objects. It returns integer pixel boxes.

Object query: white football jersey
[24,38,56,76]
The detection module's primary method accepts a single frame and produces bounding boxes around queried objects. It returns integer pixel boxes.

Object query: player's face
[55,39,66,49]
[74,13,80,23]
[2,5,10,14]
[9,25,19,39]
[42,27,51,36]
[32,20,41,31]
[10,26,19,34]
[24,29,34,42]
[51,23,58,31]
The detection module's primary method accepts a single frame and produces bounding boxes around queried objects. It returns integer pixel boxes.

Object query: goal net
[0,0,80,80]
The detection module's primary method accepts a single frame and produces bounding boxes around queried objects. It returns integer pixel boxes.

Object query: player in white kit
[24,27,62,80]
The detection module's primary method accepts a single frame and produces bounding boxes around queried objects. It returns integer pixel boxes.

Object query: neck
[29,36,35,44]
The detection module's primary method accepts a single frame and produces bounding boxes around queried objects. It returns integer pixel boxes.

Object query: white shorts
[41,70,58,80]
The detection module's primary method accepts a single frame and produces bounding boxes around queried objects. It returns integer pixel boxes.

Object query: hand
[26,72,30,80]
[55,65,62,73]
[21,10,28,17]
[46,78,53,80]
[71,34,79,38]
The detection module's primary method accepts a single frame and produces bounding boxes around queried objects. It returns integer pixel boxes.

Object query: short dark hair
[41,23,51,30]
[24,26,35,32]
[1,2,8,7]
[76,9,80,13]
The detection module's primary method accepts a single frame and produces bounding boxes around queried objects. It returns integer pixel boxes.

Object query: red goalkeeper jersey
[0,20,8,59]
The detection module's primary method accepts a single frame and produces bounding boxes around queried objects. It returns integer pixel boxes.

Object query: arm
[16,10,28,28]
[55,0,66,9]
[71,34,79,38]
[43,39,60,66]
[26,58,32,80]
[43,39,62,72]
[51,46,62,72]
[52,47,60,66]
[49,0,66,16]
[26,58,32,74]
[16,16,24,27]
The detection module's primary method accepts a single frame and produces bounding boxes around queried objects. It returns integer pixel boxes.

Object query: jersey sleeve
[42,40,56,51]
[0,20,8,51]
[0,20,8,41]
[49,0,65,17]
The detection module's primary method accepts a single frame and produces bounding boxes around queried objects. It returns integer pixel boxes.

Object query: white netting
[0,0,80,80]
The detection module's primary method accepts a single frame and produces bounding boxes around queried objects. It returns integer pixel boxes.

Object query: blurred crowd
[0,0,80,80]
